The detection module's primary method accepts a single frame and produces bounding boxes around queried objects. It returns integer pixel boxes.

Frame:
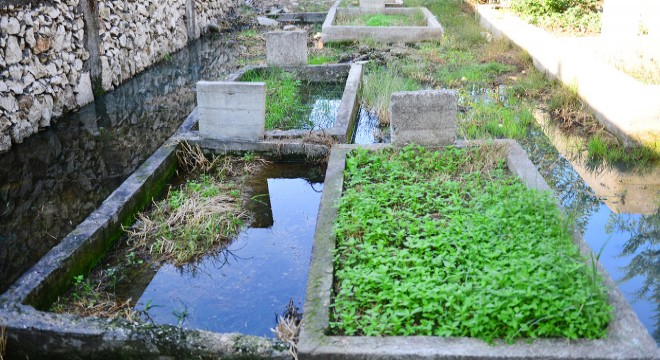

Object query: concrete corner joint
[266,30,308,66]
[390,89,457,146]
[196,81,266,141]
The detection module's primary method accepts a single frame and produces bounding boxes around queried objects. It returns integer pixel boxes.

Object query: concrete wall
[0,0,239,153]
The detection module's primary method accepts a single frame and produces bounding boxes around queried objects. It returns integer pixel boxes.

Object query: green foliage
[331,146,613,342]
[308,53,338,65]
[435,61,515,87]
[510,0,601,33]
[361,63,422,125]
[460,100,533,139]
[242,69,313,130]
[507,70,549,100]
[336,11,426,27]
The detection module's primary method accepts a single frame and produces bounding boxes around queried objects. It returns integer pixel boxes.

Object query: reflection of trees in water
[0,35,238,292]
[607,209,660,343]
[517,130,602,233]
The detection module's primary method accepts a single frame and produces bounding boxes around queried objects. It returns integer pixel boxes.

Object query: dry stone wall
[0,0,92,152]
[0,0,239,153]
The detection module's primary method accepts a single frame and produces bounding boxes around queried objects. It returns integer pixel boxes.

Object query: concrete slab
[322,1,443,43]
[298,141,660,360]
[227,63,363,143]
[197,81,266,141]
[475,4,660,148]
[266,30,308,66]
[390,89,457,146]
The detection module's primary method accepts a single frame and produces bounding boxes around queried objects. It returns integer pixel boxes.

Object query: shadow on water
[121,162,325,337]
[0,34,243,293]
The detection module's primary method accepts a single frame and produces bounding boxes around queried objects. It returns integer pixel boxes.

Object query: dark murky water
[122,162,324,336]
[352,107,389,144]
[0,34,242,293]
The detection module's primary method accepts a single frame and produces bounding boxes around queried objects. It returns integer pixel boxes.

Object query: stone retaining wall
[0,0,238,153]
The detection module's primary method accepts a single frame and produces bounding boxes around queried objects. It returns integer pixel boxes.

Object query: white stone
[0,82,6,92]
[74,58,83,71]
[25,28,36,47]
[6,80,24,94]
[1,17,20,34]
[47,8,61,19]
[75,72,93,106]
[5,36,22,65]
[8,65,22,80]
[23,72,35,87]
[53,24,66,51]
[0,95,17,112]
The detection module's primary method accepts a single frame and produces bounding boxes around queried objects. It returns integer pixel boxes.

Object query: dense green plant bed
[330,145,612,343]
[335,11,426,27]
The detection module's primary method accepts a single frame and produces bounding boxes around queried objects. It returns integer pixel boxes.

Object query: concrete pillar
[185,0,199,40]
[390,89,457,146]
[196,81,266,141]
[360,0,386,9]
[266,30,307,66]
[79,0,103,97]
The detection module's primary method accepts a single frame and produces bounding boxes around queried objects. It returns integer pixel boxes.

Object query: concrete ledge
[266,12,328,23]
[227,63,363,143]
[322,1,443,43]
[475,4,660,147]
[298,140,659,359]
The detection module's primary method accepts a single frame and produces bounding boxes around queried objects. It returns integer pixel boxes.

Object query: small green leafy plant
[330,145,612,343]
[510,0,601,34]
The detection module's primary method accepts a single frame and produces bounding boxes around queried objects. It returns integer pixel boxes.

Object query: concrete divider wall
[475,5,660,147]
[0,0,239,154]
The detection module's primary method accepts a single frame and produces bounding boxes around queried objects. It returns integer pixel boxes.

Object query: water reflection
[132,163,324,336]
[607,210,660,344]
[0,34,241,292]
[518,129,660,344]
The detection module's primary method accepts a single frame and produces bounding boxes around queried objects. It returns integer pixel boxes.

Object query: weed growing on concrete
[330,145,612,342]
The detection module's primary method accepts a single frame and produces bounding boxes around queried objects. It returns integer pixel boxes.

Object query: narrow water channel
[0,34,242,293]
[125,162,324,336]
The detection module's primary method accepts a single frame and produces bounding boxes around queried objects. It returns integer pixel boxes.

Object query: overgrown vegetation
[316,0,657,163]
[361,63,421,125]
[335,11,426,27]
[330,145,613,342]
[509,0,602,34]
[242,69,315,130]
[51,143,266,319]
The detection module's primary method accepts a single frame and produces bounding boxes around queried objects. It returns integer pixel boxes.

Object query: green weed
[460,100,533,139]
[507,70,549,100]
[335,10,426,27]
[361,64,422,125]
[242,69,314,130]
[308,53,338,65]
[330,145,613,342]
